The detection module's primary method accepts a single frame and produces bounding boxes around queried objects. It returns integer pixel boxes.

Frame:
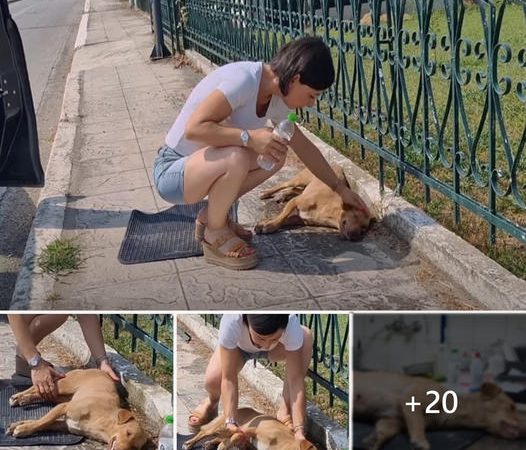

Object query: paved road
[0,0,83,308]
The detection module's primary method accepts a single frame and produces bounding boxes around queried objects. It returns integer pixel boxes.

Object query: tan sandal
[195,218,253,243]
[202,231,258,270]
[188,404,218,433]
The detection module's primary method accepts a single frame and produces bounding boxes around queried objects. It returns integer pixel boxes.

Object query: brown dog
[255,164,371,240]
[183,407,317,450]
[7,369,148,450]
[354,371,523,450]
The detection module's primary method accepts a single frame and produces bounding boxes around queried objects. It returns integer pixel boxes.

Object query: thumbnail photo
[353,314,526,450]
[0,314,173,450]
[177,313,349,450]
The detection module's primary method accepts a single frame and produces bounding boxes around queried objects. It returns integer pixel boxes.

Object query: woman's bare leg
[184,146,285,251]
[188,346,245,428]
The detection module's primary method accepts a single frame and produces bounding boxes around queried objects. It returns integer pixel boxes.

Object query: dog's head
[479,383,520,440]
[338,202,372,241]
[108,410,148,450]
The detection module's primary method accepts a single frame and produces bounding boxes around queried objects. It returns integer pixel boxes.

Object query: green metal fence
[156,0,526,246]
[202,314,349,407]
[102,314,173,368]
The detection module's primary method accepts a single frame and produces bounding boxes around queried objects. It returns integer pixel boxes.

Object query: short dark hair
[270,36,335,95]
[243,314,289,335]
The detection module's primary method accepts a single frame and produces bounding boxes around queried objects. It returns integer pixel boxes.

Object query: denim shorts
[239,348,269,363]
[152,145,189,205]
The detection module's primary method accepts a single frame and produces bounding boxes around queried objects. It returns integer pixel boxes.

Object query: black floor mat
[0,380,84,446]
[178,433,212,450]
[118,201,238,264]
[353,422,484,450]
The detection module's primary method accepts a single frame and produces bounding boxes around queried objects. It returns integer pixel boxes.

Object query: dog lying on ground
[183,407,317,450]
[354,371,523,450]
[7,369,148,450]
[255,164,371,240]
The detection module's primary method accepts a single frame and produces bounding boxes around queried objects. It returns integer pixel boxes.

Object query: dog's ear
[481,382,503,399]
[117,409,134,424]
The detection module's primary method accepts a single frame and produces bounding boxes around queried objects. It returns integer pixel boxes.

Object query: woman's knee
[225,146,252,173]
[301,326,314,361]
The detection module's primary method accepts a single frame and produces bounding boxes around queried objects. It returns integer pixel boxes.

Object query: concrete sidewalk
[10,0,525,310]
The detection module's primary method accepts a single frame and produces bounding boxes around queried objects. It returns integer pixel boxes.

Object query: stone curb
[184,49,526,309]
[50,317,173,435]
[177,314,348,450]
[10,71,83,309]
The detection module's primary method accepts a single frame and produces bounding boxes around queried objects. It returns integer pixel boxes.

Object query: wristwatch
[240,129,250,147]
[225,417,238,427]
[28,354,44,369]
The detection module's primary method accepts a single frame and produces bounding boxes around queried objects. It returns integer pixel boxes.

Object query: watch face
[29,355,41,368]
[241,130,249,146]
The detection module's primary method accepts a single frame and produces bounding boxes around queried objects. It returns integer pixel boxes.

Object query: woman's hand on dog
[225,422,242,434]
[99,359,120,382]
[249,128,288,164]
[31,363,65,401]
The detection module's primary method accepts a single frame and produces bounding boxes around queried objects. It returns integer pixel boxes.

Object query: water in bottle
[257,112,298,171]
[158,415,173,450]
[469,352,484,392]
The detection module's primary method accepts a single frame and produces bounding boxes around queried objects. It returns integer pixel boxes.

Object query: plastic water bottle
[158,415,173,450]
[257,112,298,171]
[469,352,484,392]
[447,348,460,386]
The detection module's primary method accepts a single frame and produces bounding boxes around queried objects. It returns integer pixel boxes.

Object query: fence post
[150,0,171,59]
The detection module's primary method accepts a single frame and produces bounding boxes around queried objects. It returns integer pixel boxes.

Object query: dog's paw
[9,393,31,407]
[8,394,20,406]
[259,190,275,200]
[6,421,32,437]
[254,221,276,234]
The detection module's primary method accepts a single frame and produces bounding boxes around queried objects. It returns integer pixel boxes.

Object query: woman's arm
[220,345,240,428]
[77,315,119,381]
[285,349,307,440]
[7,315,40,362]
[185,90,287,160]
[290,127,370,214]
[7,315,65,401]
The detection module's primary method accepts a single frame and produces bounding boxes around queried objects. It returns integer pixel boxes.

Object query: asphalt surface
[0,0,83,308]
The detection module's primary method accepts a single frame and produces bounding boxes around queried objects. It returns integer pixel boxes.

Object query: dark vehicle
[0,0,43,187]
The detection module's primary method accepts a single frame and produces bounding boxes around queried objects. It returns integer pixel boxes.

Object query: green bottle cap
[287,112,298,123]
[164,415,173,424]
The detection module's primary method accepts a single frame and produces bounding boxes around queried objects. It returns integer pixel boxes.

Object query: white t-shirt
[165,61,291,155]
[218,314,304,353]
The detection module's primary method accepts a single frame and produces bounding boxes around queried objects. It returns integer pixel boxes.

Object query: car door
[0,0,43,187]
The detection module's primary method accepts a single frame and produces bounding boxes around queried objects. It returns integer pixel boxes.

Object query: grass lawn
[305,2,526,279]
[102,315,173,393]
